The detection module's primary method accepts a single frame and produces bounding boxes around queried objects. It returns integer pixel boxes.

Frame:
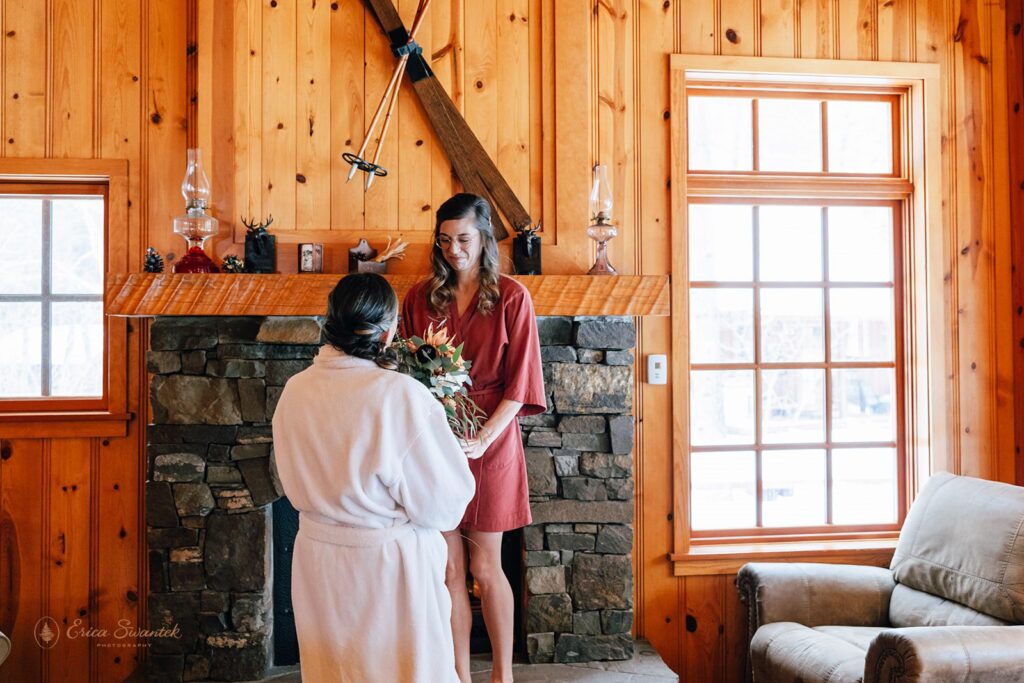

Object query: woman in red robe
[401,193,546,683]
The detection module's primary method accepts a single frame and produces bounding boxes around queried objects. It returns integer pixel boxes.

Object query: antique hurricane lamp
[172,148,219,273]
[586,164,617,275]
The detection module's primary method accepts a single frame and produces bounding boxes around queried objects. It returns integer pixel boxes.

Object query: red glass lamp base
[172,246,220,273]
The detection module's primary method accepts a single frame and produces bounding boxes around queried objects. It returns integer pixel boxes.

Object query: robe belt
[298,513,414,547]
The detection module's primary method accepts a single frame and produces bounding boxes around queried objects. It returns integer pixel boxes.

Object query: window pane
[687,96,753,171]
[50,301,104,397]
[0,302,42,396]
[762,369,825,443]
[688,204,753,281]
[691,451,756,530]
[759,206,822,281]
[760,288,824,362]
[831,368,895,443]
[833,448,897,524]
[758,99,822,172]
[52,198,105,295]
[830,289,894,361]
[762,449,826,527]
[691,370,755,446]
[828,206,893,282]
[0,198,43,294]
[827,100,893,174]
[690,289,754,363]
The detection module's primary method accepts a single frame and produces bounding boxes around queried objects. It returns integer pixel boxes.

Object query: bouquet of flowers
[391,323,486,441]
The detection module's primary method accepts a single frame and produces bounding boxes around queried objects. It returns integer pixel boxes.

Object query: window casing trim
[0,159,129,431]
[669,55,944,568]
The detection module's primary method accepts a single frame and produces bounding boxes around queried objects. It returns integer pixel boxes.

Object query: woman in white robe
[272,273,476,683]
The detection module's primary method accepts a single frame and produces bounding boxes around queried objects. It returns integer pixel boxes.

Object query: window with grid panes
[685,87,906,540]
[0,186,108,405]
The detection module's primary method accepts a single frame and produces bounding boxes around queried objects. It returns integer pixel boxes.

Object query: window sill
[670,538,898,577]
[0,411,131,438]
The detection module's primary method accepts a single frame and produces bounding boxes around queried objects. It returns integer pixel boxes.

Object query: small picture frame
[298,243,323,273]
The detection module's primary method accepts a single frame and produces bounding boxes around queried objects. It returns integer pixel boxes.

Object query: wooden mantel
[105,273,670,317]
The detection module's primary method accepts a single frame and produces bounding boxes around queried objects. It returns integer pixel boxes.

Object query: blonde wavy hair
[426,193,500,316]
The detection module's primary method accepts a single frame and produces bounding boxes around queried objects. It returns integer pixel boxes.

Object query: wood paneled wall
[0,1,187,681]
[195,1,1017,679]
[0,1,1017,682]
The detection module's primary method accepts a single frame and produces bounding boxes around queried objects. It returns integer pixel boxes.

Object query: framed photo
[298,243,323,273]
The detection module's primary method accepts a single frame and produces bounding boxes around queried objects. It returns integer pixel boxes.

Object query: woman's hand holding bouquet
[391,323,487,456]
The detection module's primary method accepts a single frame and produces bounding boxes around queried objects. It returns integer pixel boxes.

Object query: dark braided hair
[322,273,398,369]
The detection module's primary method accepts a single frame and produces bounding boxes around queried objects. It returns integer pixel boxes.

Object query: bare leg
[467,530,514,683]
[444,530,472,683]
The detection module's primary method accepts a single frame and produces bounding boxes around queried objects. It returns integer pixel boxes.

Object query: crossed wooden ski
[355,0,533,240]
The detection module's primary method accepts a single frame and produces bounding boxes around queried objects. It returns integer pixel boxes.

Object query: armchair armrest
[736,562,895,632]
[866,626,1024,683]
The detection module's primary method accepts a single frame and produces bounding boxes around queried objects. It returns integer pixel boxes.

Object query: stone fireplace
[144,314,636,682]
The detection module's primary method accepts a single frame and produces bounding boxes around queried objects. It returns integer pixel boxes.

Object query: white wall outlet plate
[647,354,667,385]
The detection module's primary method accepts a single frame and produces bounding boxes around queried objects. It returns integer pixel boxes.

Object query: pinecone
[221,254,245,273]
[143,247,164,273]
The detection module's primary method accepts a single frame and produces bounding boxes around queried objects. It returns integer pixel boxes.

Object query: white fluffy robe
[272,345,475,683]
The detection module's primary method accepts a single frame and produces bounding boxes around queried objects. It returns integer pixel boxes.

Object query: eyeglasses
[435,234,477,249]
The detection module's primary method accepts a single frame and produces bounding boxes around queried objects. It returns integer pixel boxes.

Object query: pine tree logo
[34,616,60,649]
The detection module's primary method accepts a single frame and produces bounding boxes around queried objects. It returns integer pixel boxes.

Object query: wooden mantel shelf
[105,273,670,317]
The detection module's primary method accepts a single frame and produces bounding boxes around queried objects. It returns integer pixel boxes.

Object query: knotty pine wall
[0,2,188,681]
[0,1,1019,682]
[196,1,1018,677]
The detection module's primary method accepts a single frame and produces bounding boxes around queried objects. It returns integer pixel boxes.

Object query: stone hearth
[144,315,636,682]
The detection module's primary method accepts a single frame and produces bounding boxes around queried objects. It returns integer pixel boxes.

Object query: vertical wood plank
[877,0,912,62]
[721,0,756,56]
[1007,0,1024,486]
[47,438,93,683]
[682,575,725,683]
[428,0,462,218]
[234,0,263,232]
[724,573,748,682]
[147,0,190,262]
[295,0,331,231]
[987,0,1015,484]
[553,0,591,272]
[838,0,875,60]
[528,0,544,226]
[51,0,96,157]
[262,0,296,232]
[363,0,399,230]
[94,431,142,681]
[398,0,434,232]
[464,0,498,180]
[760,0,795,58]
[538,0,555,238]
[954,0,998,479]
[680,0,716,54]
[496,0,530,238]
[100,0,143,268]
[0,440,45,683]
[4,0,48,157]
[799,0,832,59]
[329,0,365,231]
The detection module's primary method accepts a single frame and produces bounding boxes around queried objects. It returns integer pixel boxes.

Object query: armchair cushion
[737,562,895,630]
[865,625,1024,683]
[890,472,1024,623]
[750,623,883,683]
[888,584,1010,628]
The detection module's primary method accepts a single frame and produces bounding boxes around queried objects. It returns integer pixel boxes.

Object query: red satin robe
[401,275,547,531]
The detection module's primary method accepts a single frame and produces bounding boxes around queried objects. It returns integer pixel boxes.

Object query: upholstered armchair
[737,472,1024,682]
[0,629,9,666]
